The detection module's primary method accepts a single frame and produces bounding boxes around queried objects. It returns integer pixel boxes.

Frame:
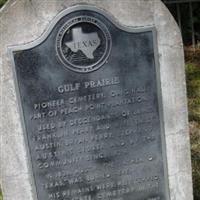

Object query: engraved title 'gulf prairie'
[57,76,120,93]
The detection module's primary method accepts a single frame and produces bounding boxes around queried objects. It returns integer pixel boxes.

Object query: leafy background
[0,0,7,8]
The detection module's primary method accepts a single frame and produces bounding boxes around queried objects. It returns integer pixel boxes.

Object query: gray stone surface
[0,0,193,200]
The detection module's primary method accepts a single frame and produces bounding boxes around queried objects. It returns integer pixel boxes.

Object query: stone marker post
[0,0,193,200]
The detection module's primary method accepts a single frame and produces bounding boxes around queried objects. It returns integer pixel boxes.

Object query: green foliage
[0,0,7,8]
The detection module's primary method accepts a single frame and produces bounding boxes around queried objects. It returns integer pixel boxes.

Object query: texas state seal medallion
[56,15,112,73]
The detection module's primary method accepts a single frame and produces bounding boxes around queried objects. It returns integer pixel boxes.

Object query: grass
[0,188,2,200]
[185,48,200,200]
[186,63,200,122]
[190,122,200,200]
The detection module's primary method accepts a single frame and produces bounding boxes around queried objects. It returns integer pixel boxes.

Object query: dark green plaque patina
[10,5,170,200]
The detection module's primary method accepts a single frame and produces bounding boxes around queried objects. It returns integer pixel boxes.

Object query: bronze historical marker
[10,5,170,200]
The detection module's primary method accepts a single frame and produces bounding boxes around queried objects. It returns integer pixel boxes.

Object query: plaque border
[8,4,171,200]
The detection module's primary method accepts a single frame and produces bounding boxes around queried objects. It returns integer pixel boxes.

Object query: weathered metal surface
[11,6,169,200]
